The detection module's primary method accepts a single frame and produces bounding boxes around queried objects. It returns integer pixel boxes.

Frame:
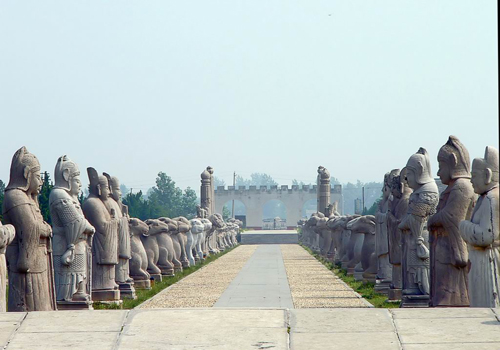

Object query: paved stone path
[281,244,372,308]
[140,245,257,308]
[214,245,293,308]
[1,308,498,349]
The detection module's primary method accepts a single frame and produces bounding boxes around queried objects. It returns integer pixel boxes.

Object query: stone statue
[200,218,212,258]
[157,217,180,275]
[0,222,15,312]
[374,171,397,294]
[188,219,205,265]
[103,174,135,300]
[142,219,166,281]
[128,218,151,289]
[399,148,439,307]
[3,147,57,311]
[428,136,475,307]
[387,172,412,301]
[174,217,192,267]
[460,146,499,307]
[196,205,208,219]
[49,155,95,309]
[82,168,120,303]
[347,215,377,282]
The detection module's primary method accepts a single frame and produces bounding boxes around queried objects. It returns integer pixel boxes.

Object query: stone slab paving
[280,244,372,308]
[241,230,299,244]
[214,245,293,308]
[1,308,498,349]
[139,245,258,308]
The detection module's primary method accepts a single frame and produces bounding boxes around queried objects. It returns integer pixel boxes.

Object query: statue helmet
[87,167,108,196]
[404,147,434,185]
[473,146,499,183]
[437,135,471,179]
[54,155,80,191]
[6,146,41,191]
[103,172,120,192]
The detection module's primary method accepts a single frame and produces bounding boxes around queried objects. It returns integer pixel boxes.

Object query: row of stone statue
[300,137,499,308]
[0,147,240,312]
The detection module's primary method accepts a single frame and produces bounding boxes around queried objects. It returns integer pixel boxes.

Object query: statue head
[403,147,434,190]
[437,136,471,185]
[6,146,41,194]
[104,173,122,202]
[189,218,204,234]
[87,168,110,200]
[386,169,400,198]
[54,155,81,196]
[471,146,499,195]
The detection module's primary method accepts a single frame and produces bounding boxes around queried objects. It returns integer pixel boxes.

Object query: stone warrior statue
[460,146,499,307]
[0,222,15,312]
[386,171,412,301]
[49,155,95,309]
[82,168,120,303]
[2,146,57,311]
[374,170,397,294]
[104,173,136,300]
[428,136,475,307]
[399,148,439,307]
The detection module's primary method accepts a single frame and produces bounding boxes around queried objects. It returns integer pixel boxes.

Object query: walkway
[2,308,499,349]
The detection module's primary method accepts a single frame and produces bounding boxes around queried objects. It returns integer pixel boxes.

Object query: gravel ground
[139,245,258,308]
[280,245,372,308]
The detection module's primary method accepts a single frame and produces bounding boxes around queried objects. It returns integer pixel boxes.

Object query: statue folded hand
[61,246,75,265]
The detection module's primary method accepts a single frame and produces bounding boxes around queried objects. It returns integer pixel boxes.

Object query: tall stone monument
[317,166,331,215]
[50,155,95,309]
[399,148,439,307]
[82,168,121,303]
[207,166,216,215]
[428,136,474,307]
[460,146,499,307]
[387,171,412,301]
[104,173,136,300]
[0,222,15,312]
[2,147,57,311]
[200,168,212,216]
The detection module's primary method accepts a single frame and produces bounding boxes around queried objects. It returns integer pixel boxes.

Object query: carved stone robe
[460,186,499,307]
[429,178,475,306]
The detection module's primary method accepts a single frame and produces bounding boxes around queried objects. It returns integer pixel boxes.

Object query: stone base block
[387,288,402,302]
[181,261,190,268]
[118,283,137,300]
[401,294,430,308]
[353,271,364,281]
[150,274,162,282]
[57,300,93,310]
[346,267,355,276]
[374,280,391,294]
[92,289,121,303]
[174,266,183,273]
[132,279,151,290]
[362,273,377,284]
[160,267,175,276]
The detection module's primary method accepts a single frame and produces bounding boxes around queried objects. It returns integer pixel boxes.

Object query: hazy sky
[0,1,497,195]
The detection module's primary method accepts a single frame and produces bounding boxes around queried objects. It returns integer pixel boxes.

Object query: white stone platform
[1,308,498,349]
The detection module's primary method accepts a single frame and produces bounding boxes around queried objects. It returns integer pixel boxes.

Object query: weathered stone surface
[3,147,57,311]
[291,332,400,350]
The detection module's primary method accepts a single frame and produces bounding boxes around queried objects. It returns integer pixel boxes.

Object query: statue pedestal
[346,267,355,276]
[181,260,190,268]
[362,273,377,284]
[132,279,151,290]
[374,280,391,294]
[150,274,162,282]
[57,300,93,310]
[160,268,175,276]
[354,270,364,281]
[174,266,183,273]
[387,288,402,302]
[92,289,121,303]
[119,283,137,300]
[401,294,430,308]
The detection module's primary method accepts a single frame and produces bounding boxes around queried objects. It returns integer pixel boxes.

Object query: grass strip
[93,245,238,310]
[300,244,399,308]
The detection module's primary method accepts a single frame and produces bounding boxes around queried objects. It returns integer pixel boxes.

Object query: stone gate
[215,184,343,229]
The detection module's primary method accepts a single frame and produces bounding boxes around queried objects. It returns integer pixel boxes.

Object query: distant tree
[222,205,231,220]
[214,176,226,187]
[38,171,54,224]
[362,197,381,216]
[120,183,129,197]
[235,173,278,187]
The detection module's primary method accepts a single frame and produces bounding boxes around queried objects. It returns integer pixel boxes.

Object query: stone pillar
[207,166,216,215]
[200,168,212,216]
[317,166,331,215]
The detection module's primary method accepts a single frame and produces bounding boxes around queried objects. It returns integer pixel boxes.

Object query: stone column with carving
[317,166,331,215]
[200,168,212,216]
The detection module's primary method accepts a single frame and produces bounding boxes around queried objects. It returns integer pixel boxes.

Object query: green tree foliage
[235,173,278,187]
[38,171,54,224]
[222,205,231,220]
[362,197,381,215]
[123,172,198,220]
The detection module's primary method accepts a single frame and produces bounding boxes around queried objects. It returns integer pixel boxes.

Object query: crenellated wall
[215,184,343,228]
